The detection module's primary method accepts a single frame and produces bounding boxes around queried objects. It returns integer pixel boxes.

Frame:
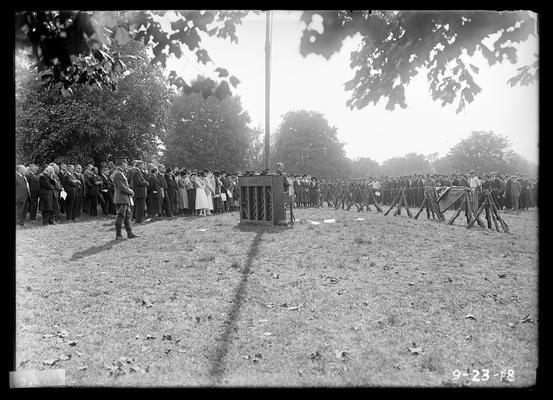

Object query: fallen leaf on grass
[42,334,55,339]
[43,359,58,366]
[310,351,323,361]
[141,346,150,353]
[498,273,507,278]
[164,349,172,355]
[56,330,69,338]
[59,354,71,361]
[465,335,473,341]
[464,314,476,320]
[26,286,32,292]
[271,273,280,279]
[68,340,78,346]
[335,350,348,360]
[264,303,274,309]
[162,334,172,341]
[263,332,272,336]
[408,343,422,355]
[75,351,82,357]
[146,334,155,339]
[130,365,145,373]
[520,315,534,324]
[408,282,415,286]
[337,290,346,296]
[77,365,88,370]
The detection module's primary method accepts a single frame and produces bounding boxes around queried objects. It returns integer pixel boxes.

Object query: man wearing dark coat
[74,165,85,218]
[129,161,149,223]
[62,165,81,221]
[99,166,115,215]
[26,164,40,222]
[87,167,103,216]
[16,165,30,226]
[146,166,161,220]
[39,166,56,225]
[111,158,138,239]
[156,165,172,217]
[165,168,178,215]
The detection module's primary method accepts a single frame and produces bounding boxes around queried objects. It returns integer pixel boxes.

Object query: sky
[162,11,539,164]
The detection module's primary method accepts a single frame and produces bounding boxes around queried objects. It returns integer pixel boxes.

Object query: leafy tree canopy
[272,110,350,177]
[437,130,535,175]
[349,156,380,178]
[16,40,173,166]
[379,152,433,176]
[300,10,538,112]
[15,10,246,98]
[162,79,255,171]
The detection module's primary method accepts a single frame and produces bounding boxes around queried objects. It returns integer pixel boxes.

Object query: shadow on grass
[232,222,291,234]
[209,231,263,384]
[70,239,124,261]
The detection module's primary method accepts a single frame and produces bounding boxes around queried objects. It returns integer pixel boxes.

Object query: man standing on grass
[26,164,40,222]
[15,165,30,226]
[129,160,149,223]
[111,158,139,240]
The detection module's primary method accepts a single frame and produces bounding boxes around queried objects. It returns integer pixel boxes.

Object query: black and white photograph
[12,9,539,388]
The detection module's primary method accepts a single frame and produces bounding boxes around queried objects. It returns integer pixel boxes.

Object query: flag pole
[264,10,271,171]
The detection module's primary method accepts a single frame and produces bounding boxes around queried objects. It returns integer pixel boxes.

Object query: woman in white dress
[195,172,208,216]
[177,171,188,213]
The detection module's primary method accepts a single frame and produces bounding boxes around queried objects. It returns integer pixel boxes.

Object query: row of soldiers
[310,172,537,211]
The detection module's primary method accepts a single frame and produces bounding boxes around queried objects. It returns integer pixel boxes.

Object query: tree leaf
[229,75,240,87]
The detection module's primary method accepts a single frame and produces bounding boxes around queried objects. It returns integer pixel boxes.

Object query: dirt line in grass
[209,231,264,384]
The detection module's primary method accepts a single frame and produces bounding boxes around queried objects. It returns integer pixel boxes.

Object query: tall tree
[446,131,513,174]
[162,84,254,171]
[16,40,173,166]
[300,10,538,113]
[380,152,433,176]
[350,156,380,177]
[272,110,350,177]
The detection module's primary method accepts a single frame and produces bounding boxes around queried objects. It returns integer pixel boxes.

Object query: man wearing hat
[111,158,139,239]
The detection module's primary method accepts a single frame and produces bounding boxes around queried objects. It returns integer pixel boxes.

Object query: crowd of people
[15,160,243,227]
[15,162,538,228]
[281,171,538,211]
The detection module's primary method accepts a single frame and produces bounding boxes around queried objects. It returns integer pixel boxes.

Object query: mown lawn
[14,206,538,387]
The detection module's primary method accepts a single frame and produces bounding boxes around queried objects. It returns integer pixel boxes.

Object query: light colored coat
[111,167,134,204]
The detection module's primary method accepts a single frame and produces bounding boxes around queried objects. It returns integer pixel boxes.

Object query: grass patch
[15,208,538,387]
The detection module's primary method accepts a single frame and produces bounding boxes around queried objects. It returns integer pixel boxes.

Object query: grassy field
[14,205,538,387]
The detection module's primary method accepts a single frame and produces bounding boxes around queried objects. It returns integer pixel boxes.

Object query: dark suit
[130,169,149,222]
[15,173,30,225]
[99,173,115,214]
[165,173,178,214]
[87,173,103,216]
[156,172,172,217]
[62,172,80,220]
[38,173,55,225]
[146,173,161,217]
[26,171,40,221]
[74,172,84,217]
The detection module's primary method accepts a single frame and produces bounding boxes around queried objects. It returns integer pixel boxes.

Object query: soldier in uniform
[111,157,139,239]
